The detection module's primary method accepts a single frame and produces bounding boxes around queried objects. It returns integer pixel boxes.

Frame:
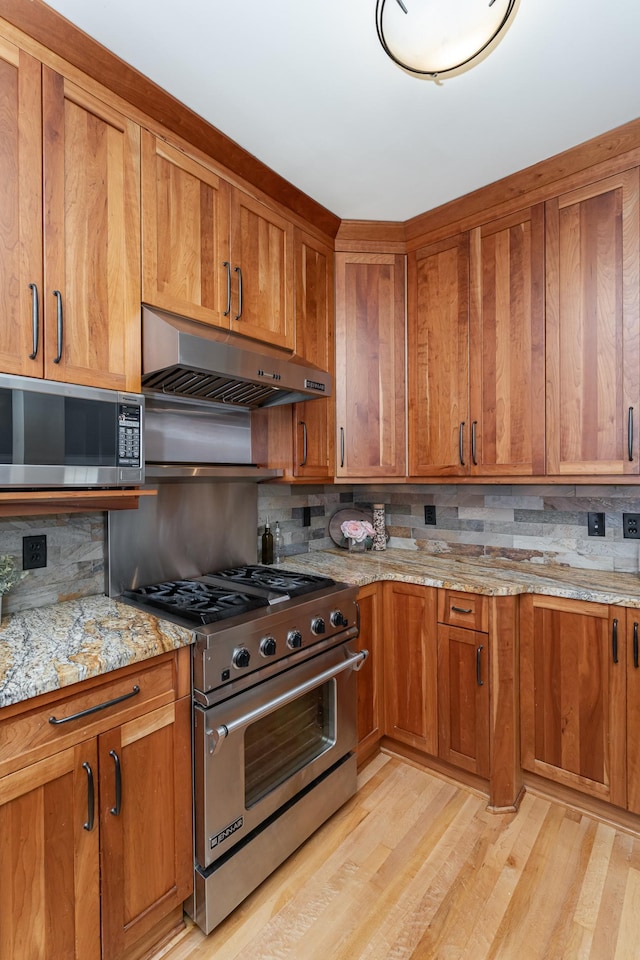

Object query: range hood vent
[142,307,331,408]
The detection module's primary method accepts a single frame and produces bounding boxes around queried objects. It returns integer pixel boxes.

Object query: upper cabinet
[408,205,545,477]
[545,170,640,476]
[335,253,406,478]
[142,131,295,351]
[0,45,141,390]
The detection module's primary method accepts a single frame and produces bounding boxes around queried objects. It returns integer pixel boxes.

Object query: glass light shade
[375,0,518,79]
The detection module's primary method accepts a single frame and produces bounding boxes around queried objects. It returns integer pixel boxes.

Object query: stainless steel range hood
[142,307,331,408]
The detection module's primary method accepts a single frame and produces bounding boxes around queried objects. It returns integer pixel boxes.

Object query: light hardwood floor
[153,754,640,960]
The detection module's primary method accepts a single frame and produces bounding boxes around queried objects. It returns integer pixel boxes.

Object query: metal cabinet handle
[109,750,122,816]
[451,605,473,615]
[476,645,484,686]
[206,649,369,757]
[49,684,140,725]
[52,290,63,363]
[612,618,619,664]
[234,266,243,320]
[340,427,345,468]
[459,422,465,467]
[471,420,478,466]
[82,761,95,832]
[629,407,634,462]
[299,420,308,466]
[634,622,639,670]
[28,283,39,359]
[222,261,231,316]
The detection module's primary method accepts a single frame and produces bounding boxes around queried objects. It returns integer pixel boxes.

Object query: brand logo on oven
[210,817,244,850]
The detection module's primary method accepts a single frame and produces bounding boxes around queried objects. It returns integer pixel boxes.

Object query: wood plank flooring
[152,754,640,960]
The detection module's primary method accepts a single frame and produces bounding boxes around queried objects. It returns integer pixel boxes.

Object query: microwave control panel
[117,403,142,467]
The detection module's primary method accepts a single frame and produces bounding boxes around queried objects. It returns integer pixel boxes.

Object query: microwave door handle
[205,648,369,757]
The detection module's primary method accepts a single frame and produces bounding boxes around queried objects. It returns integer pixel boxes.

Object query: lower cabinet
[0,649,193,960]
[355,583,383,763]
[520,595,627,808]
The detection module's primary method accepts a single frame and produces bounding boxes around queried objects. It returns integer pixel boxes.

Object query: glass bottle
[261,517,274,565]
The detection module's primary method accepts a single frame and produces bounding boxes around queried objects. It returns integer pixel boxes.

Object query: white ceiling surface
[44,0,640,222]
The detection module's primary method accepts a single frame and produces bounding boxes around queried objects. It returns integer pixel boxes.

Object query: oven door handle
[205,648,369,756]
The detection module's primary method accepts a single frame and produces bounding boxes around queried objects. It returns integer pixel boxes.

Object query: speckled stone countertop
[279,548,640,608]
[0,596,193,710]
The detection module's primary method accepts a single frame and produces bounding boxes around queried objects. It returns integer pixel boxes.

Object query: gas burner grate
[205,565,336,597]
[123,580,268,625]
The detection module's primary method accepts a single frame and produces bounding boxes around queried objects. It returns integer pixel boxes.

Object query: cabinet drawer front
[0,657,179,777]
[438,591,488,632]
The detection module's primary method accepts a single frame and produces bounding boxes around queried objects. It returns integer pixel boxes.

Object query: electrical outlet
[623,513,640,539]
[302,506,311,528]
[424,505,437,526]
[587,512,605,537]
[23,534,47,570]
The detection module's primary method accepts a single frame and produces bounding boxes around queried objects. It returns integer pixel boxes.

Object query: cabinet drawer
[438,590,488,632]
[0,655,180,777]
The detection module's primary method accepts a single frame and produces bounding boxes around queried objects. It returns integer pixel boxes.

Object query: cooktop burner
[122,580,268,625]
[203,565,335,597]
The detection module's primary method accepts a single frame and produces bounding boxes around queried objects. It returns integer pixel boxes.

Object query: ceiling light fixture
[375,0,519,81]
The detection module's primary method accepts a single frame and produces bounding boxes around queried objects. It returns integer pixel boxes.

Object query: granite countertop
[278,548,640,608]
[0,596,193,710]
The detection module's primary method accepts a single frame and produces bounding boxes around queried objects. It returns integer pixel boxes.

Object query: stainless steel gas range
[121,562,366,934]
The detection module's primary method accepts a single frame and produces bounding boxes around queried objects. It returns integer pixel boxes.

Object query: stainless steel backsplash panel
[107,481,258,595]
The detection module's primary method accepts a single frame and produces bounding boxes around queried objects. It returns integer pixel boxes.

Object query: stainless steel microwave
[0,374,144,487]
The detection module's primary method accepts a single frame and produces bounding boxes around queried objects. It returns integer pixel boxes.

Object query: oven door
[193,639,366,870]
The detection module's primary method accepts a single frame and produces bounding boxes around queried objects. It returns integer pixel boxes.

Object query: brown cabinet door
[408,234,469,476]
[0,741,101,960]
[356,583,383,762]
[335,253,406,478]
[43,69,141,391]
[469,205,545,476]
[293,229,335,478]
[626,612,640,813]
[546,169,640,476]
[437,624,490,777]
[99,697,193,960]
[383,582,437,754]
[520,595,626,807]
[141,131,231,330]
[229,188,294,350]
[0,37,43,378]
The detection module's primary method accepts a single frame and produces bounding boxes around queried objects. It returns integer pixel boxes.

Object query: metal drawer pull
[629,407,634,462]
[205,649,369,757]
[109,750,122,816]
[471,420,478,466]
[52,289,63,363]
[634,622,639,670]
[234,265,243,320]
[476,645,484,687]
[49,684,140,725]
[451,605,473,615]
[82,762,95,832]
[612,618,619,664]
[299,420,308,466]
[28,283,39,359]
[459,421,465,466]
[222,261,231,316]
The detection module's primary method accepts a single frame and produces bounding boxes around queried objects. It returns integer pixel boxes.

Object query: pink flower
[341,519,375,543]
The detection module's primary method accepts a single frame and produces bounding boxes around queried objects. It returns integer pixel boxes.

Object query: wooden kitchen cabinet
[408,206,544,477]
[546,169,640,476]
[355,583,383,764]
[335,253,406,478]
[142,130,294,351]
[437,624,490,778]
[383,582,437,754]
[0,650,192,960]
[520,594,626,807]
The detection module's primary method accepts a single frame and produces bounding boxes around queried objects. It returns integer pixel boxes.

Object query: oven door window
[244,681,335,808]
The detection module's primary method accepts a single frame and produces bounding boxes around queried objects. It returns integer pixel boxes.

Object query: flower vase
[348,538,366,553]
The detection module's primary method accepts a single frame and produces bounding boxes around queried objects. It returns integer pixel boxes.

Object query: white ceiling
[43,0,640,222]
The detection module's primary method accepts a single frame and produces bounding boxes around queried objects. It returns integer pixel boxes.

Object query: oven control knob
[287,629,303,649]
[232,648,251,669]
[260,636,277,657]
[330,610,348,628]
[311,616,326,636]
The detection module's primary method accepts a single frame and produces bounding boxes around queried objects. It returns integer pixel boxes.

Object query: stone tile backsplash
[3,483,640,615]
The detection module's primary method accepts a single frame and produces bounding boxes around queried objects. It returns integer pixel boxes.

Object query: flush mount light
[375,0,519,81]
